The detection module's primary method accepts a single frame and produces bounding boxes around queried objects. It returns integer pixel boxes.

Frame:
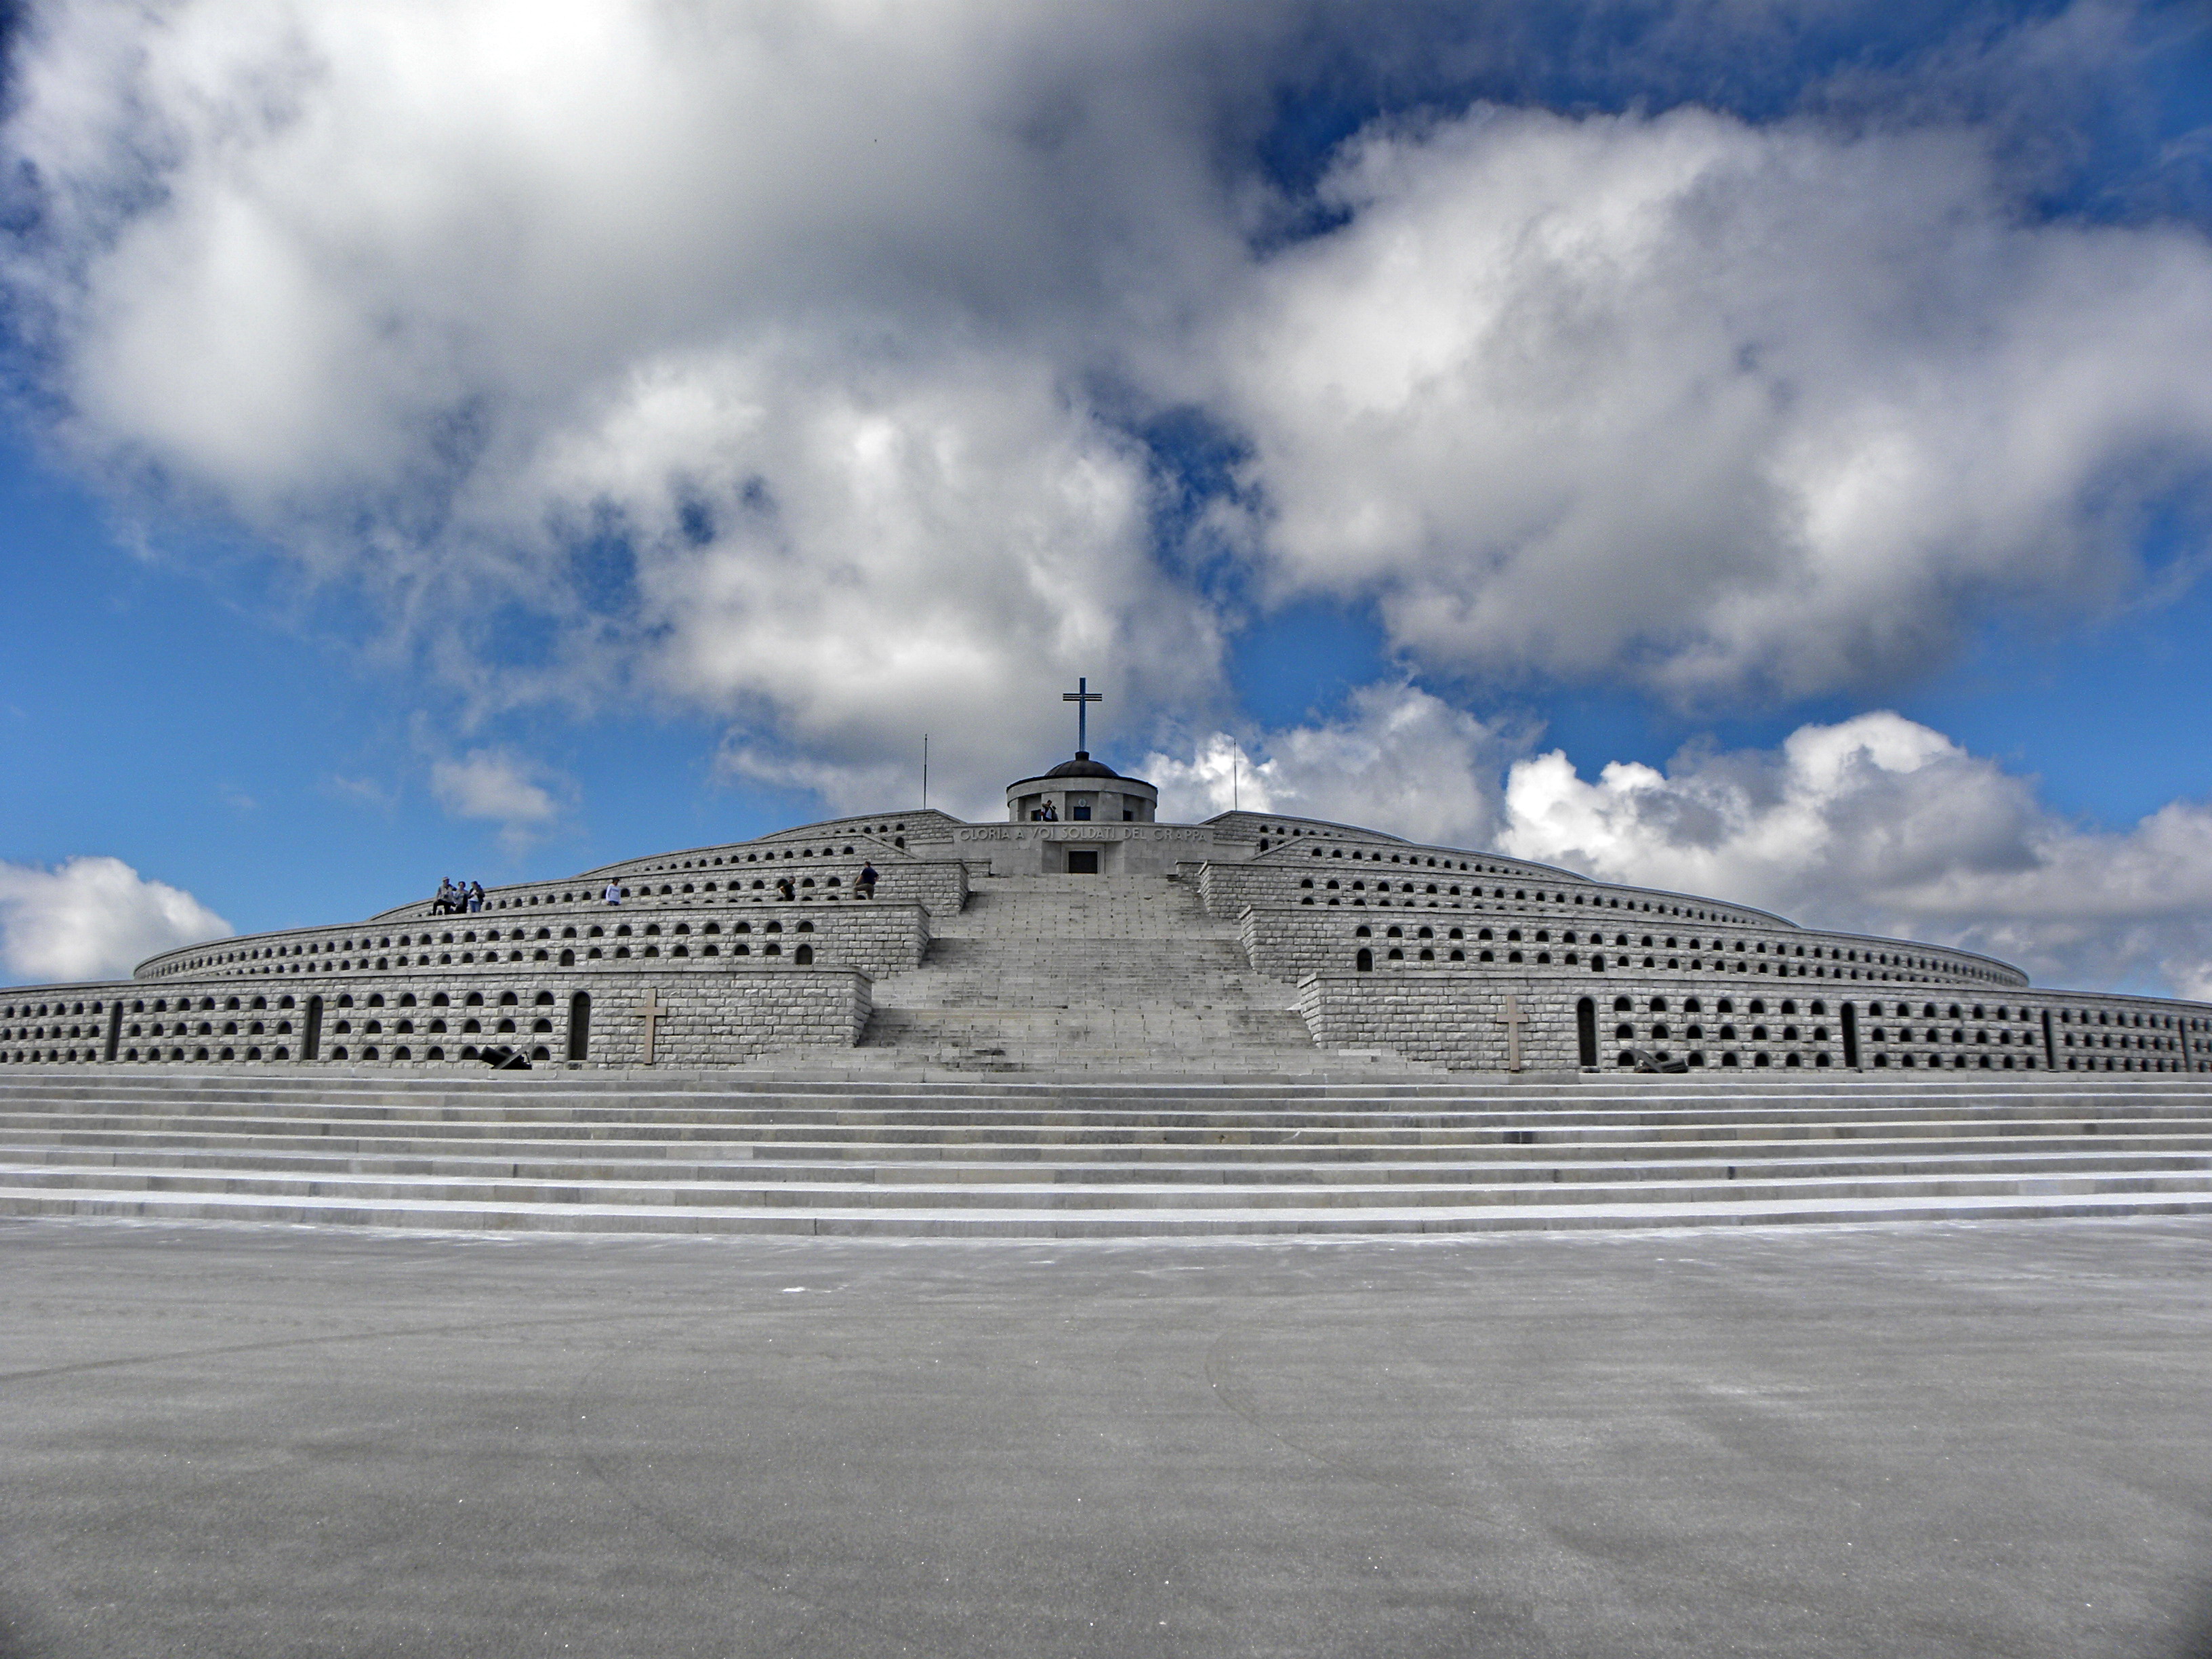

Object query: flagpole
[922,734,928,811]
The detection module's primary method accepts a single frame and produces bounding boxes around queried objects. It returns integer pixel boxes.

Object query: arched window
[1355,947,1372,972]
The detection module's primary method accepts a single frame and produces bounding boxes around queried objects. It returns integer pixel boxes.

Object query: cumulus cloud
[6,0,2212,808]
[0,857,230,985]
[1,0,1252,802]
[1142,684,1526,846]
[1496,712,2212,996]
[1153,691,2212,998]
[430,748,568,847]
[1205,102,2212,701]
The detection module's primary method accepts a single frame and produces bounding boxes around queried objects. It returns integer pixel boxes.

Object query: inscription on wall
[955,826,1211,844]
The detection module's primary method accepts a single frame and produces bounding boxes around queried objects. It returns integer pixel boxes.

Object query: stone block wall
[1,963,871,1068]
[1297,973,1581,1071]
[1203,846,1788,932]
[1237,899,2023,994]
[1292,968,2212,1074]
[136,899,935,987]
[343,850,967,933]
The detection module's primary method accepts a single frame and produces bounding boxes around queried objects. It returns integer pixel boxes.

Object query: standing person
[857,863,878,899]
[604,880,622,905]
[468,880,485,913]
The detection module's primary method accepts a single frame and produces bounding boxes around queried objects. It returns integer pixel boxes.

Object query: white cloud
[1155,691,2212,998]
[1,0,1252,805]
[430,748,567,846]
[1204,102,2212,701]
[1142,684,1525,846]
[7,0,2212,812]
[1496,712,2212,996]
[0,857,231,985]
[535,339,1222,802]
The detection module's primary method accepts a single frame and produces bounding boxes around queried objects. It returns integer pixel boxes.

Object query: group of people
[430,878,486,915]
[492,863,884,914]
[764,865,880,903]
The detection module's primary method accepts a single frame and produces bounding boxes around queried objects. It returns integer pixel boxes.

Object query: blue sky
[4,0,2212,997]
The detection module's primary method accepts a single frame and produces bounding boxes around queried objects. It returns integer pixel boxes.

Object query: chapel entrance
[1065,849,1100,874]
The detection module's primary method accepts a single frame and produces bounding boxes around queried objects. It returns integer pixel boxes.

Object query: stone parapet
[1294,970,2208,1073]
[4,965,870,1069]
[356,849,966,928]
[1240,901,2023,991]
[138,897,937,986]
[1208,844,1789,931]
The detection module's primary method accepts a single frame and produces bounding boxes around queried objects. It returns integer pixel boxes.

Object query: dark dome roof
[1046,752,1121,779]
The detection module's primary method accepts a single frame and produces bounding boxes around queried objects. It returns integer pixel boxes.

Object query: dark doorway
[567,992,590,1062]
[1355,947,1372,972]
[104,1002,123,1061]
[1842,1003,1860,1068]
[301,996,323,1062]
[1066,850,1099,874]
[1576,997,1598,1067]
[2042,1008,2057,1069]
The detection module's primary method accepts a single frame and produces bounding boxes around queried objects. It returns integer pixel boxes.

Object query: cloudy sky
[3,0,2211,994]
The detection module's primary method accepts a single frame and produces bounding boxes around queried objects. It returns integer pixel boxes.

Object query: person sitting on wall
[604,880,622,905]
[775,875,796,902]
[857,863,878,899]
[432,878,457,915]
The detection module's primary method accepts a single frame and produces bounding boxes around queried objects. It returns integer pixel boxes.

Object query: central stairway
[2,1069,2209,1236]
[856,873,1347,1073]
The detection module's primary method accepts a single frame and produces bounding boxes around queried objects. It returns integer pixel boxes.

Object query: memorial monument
[7,683,2209,1078]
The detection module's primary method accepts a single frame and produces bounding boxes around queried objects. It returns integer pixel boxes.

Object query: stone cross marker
[1502,993,1526,1073]
[633,988,668,1067]
[1061,676,1103,754]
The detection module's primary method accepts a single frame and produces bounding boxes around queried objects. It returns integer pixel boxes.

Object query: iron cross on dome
[1061,676,1103,755]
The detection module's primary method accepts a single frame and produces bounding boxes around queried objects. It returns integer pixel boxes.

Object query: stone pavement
[1,1218,2209,1658]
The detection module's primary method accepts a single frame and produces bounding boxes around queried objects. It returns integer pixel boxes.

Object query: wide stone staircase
[855,872,1346,1073]
[1,1069,2209,1237]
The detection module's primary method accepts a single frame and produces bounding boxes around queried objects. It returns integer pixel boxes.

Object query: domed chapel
[6,695,2209,1080]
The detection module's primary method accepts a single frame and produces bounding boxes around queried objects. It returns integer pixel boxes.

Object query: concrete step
[5,1151,2210,1208]
[14,1064,2212,1101]
[9,1083,2212,1127]
[0,1065,2209,1234]
[5,1109,2211,1147]
[1,1139,2205,1185]
[3,1183,2208,1237]
[848,872,1313,1064]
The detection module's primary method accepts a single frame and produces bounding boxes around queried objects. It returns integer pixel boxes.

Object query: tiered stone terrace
[3,787,2207,1078]
[9,777,2212,1234]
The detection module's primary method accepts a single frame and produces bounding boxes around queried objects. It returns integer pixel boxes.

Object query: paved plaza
[1,1218,2209,1657]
